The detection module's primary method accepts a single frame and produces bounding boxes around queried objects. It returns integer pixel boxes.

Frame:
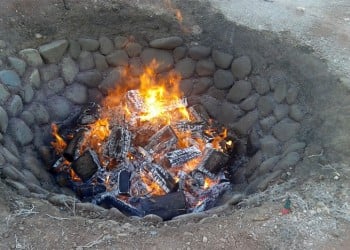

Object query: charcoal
[126,89,145,113]
[145,125,178,154]
[78,102,101,125]
[75,183,107,200]
[164,146,201,167]
[188,104,210,123]
[131,191,187,220]
[63,129,85,162]
[71,149,100,182]
[94,195,143,217]
[144,164,177,193]
[118,169,131,195]
[104,126,131,161]
[197,148,229,178]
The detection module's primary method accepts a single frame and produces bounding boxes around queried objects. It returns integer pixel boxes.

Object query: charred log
[78,102,101,125]
[144,164,177,193]
[75,183,107,200]
[188,104,210,123]
[63,129,85,162]
[145,125,178,154]
[104,126,131,161]
[71,150,100,182]
[118,169,131,195]
[164,146,201,167]
[197,148,229,178]
[94,195,143,217]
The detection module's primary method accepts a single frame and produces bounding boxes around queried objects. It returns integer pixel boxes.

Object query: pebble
[173,46,187,61]
[191,77,213,95]
[114,36,129,49]
[79,51,95,71]
[273,104,289,121]
[61,57,79,84]
[251,75,270,95]
[226,80,252,103]
[141,48,174,73]
[244,151,263,177]
[239,93,259,111]
[76,70,102,88]
[8,56,26,76]
[0,146,21,167]
[106,207,127,220]
[289,104,304,121]
[282,142,306,156]
[6,95,23,117]
[99,36,114,55]
[19,48,43,67]
[200,95,221,119]
[257,96,274,117]
[212,49,233,69]
[231,56,252,80]
[125,42,142,57]
[38,39,68,63]
[8,118,34,145]
[175,58,196,79]
[269,70,287,90]
[196,59,216,76]
[78,38,100,52]
[142,214,163,224]
[64,83,88,104]
[20,111,35,126]
[93,53,109,71]
[272,118,300,142]
[188,45,211,60]
[257,156,280,175]
[0,106,8,133]
[0,70,21,87]
[40,64,60,82]
[232,110,259,135]
[106,50,129,67]
[213,69,234,89]
[5,179,30,197]
[202,236,208,243]
[35,33,43,39]
[68,40,81,60]
[150,36,183,49]
[28,69,41,89]
[260,135,280,157]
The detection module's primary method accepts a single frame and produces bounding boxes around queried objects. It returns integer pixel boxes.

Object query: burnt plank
[197,148,229,177]
[63,129,85,162]
[144,164,177,193]
[145,125,178,154]
[71,149,100,182]
[118,169,131,195]
[164,146,201,167]
[104,126,131,161]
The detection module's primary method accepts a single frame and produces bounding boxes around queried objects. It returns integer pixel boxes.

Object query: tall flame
[51,123,67,154]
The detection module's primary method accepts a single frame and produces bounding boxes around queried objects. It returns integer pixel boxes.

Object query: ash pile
[51,89,235,220]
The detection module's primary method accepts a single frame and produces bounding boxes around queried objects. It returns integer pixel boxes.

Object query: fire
[141,173,166,196]
[51,123,67,154]
[80,118,110,154]
[203,177,217,189]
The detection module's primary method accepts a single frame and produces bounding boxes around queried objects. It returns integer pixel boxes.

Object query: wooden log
[145,125,178,154]
[188,104,210,123]
[94,195,143,217]
[144,164,177,193]
[164,146,201,167]
[126,89,145,113]
[78,102,101,125]
[63,129,85,162]
[71,149,100,182]
[75,183,107,200]
[104,126,131,161]
[197,148,229,178]
[118,169,131,195]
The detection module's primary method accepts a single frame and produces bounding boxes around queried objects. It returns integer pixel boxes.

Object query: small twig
[307,150,324,158]
[45,214,71,221]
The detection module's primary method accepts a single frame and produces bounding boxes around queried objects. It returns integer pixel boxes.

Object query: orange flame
[141,173,166,196]
[203,177,217,190]
[51,123,67,154]
[80,118,110,155]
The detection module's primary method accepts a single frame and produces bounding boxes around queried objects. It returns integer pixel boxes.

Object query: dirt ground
[0,0,350,249]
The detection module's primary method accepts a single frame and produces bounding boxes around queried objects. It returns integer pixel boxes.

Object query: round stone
[76,70,102,88]
[272,118,300,142]
[114,36,128,49]
[0,84,11,105]
[61,57,79,84]
[99,68,124,94]
[239,93,259,111]
[286,87,299,104]
[258,156,280,175]
[99,36,114,55]
[149,36,183,50]
[28,102,50,124]
[8,118,34,145]
[79,51,95,71]
[0,70,21,87]
[20,111,35,126]
[213,69,234,89]
[0,106,8,133]
[38,39,69,64]
[231,110,258,135]
[200,95,221,119]
[273,104,289,121]
[180,79,194,96]
[78,38,100,51]
[217,101,244,124]
[195,60,215,76]
[188,46,211,60]
[126,42,142,57]
[19,48,43,67]
[260,135,280,157]
[141,48,174,73]
[64,83,88,104]
[6,95,23,117]
[257,96,274,117]
[244,151,263,178]
[212,50,233,69]
[269,70,287,91]
[173,46,187,61]
[46,78,65,96]
[289,104,304,121]
[68,40,81,60]
[106,50,129,67]
[22,84,34,103]
[226,80,252,103]
[129,57,143,77]
[250,76,270,95]
[28,69,41,89]
[274,81,287,103]
[47,96,72,121]
[8,56,26,76]
[192,77,213,95]
[175,58,196,79]
[231,56,252,80]
[259,116,277,132]
[40,64,60,82]
[93,53,109,72]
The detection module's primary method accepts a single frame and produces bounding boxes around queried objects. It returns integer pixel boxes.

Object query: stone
[175,58,196,79]
[180,79,194,96]
[0,84,11,104]
[38,39,69,63]
[29,69,41,89]
[226,80,252,103]
[188,45,211,60]
[64,83,88,104]
[272,118,300,142]
[106,50,129,67]
[129,57,143,76]
[40,64,60,82]
[239,93,259,111]
[76,70,102,88]
[88,88,103,103]
[114,36,128,49]
[289,104,304,121]
[231,110,258,135]
[200,95,221,119]
[79,51,95,71]
[244,151,263,178]
[207,86,227,100]
[257,96,274,117]
[47,96,72,121]
[22,153,52,184]
[6,180,31,196]
[2,164,25,182]
[286,87,298,104]
[150,36,183,49]
[273,104,289,121]
[61,57,79,84]
[46,78,65,95]
[93,53,109,71]
[8,56,26,76]
[259,116,277,132]
[68,39,81,60]
[213,69,234,89]
[141,48,174,73]
[99,68,124,94]
[28,102,50,124]
[283,142,306,157]
[48,194,78,206]
[125,42,142,57]
[258,156,280,175]
[195,59,215,76]
[250,76,270,95]
[269,70,287,91]
[8,118,33,145]
[4,136,20,158]
[105,207,127,220]
[99,36,114,55]
[0,70,21,87]
[255,170,282,192]
[217,101,244,124]
[260,135,280,157]
[212,50,233,69]
[142,214,163,223]
[173,46,187,61]
[22,169,40,186]
[20,111,35,126]
[192,77,213,95]
[0,106,8,133]
[19,48,43,67]
[231,56,251,80]
[0,145,21,167]
[78,38,100,51]
[273,81,287,103]
[22,84,34,103]
[273,152,300,171]
[6,95,23,117]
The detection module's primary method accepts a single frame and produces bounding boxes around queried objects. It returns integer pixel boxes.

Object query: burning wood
[145,125,178,154]
[164,146,201,167]
[103,126,131,161]
[63,129,85,162]
[71,149,101,182]
[78,102,101,125]
[144,164,177,193]
[197,148,230,178]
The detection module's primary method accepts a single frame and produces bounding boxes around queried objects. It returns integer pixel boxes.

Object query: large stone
[47,96,72,121]
[8,118,33,145]
[2,164,25,182]
[141,48,174,73]
[283,142,306,157]
[244,151,263,178]
[78,38,100,51]
[8,56,26,76]
[239,93,259,111]
[76,70,102,88]
[217,101,244,124]
[286,87,298,104]
[273,104,289,121]
[207,86,227,100]
[179,79,194,96]
[93,53,109,71]
[125,42,142,57]
[213,69,234,89]
[231,110,258,135]
[28,102,50,124]
[22,84,34,103]
[260,135,280,157]
[28,69,41,89]
[258,156,280,175]
[289,104,304,121]
[61,57,79,84]
[0,84,10,105]
[231,56,251,80]
[226,80,252,103]
[175,58,196,79]
[195,59,215,76]
[259,116,277,132]
[274,80,287,103]
[19,48,43,67]
[6,95,23,117]
[188,46,211,60]
[212,50,233,69]
[114,36,128,49]
[38,40,68,63]
[68,40,81,60]
[0,106,8,133]
[173,46,187,61]
[40,64,60,82]
[0,70,21,87]
[99,36,114,55]
[269,70,287,91]
[150,36,183,49]
[129,57,143,76]
[273,152,300,171]
[99,68,124,94]
[272,118,300,142]
[45,78,65,96]
[79,51,95,71]
[250,76,270,95]
[20,111,35,126]
[64,83,88,104]
[106,50,129,67]
[257,96,274,117]
[192,77,213,95]
[200,95,221,119]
